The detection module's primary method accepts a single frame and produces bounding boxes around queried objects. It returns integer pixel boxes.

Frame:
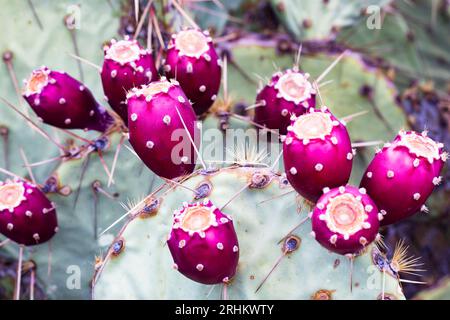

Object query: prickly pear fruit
[0,179,58,246]
[101,38,158,125]
[23,66,114,132]
[283,107,353,202]
[167,199,239,285]
[165,29,221,115]
[127,78,199,179]
[311,185,380,255]
[254,68,316,134]
[360,131,446,226]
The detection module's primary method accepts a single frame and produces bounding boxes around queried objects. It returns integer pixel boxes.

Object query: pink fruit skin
[0,179,58,246]
[311,186,380,255]
[127,80,199,179]
[23,67,113,132]
[167,200,239,285]
[254,70,316,135]
[101,40,158,125]
[360,131,445,226]
[165,30,221,116]
[283,108,353,203]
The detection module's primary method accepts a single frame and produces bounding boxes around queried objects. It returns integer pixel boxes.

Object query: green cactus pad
[271,0,391,41]
[93,166,404,300]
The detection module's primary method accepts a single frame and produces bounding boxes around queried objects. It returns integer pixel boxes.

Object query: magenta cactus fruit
[360,130,447,226]
[311,185,380,255]
[23,66,114,132]
[167,199,239,285]
[165,29,221,115]
[0,179,58,246]
[101,38,158,124]
[283,107,353,202]
[254,68,316,134]
[127,78,199,179]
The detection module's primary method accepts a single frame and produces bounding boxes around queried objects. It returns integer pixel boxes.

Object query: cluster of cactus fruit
[0,2,447,300]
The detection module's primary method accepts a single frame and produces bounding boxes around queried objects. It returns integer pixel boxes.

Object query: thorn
[47,240,52,278]
[97,150,114,184]
[255,248,288,293]
[229,113,280,136]
[2,51,29,117]
[134,0,139,24]
[147,4,153,51]
[349,254,354,293]
[223,55,229,105]
[277,216,309,244]
[316,51,347,84]
[64,14,84,82]
[0,97,66,151]
[92,180,118,200]
[313,81,324,107]
[14,245,24,300]
[67,52,101,72]
[175,106,206,170]
[270,150,283,171]
[341,110,369,123]
[92,182,99,240]
[73,153,91,209]
[0,125,10,170]
[25,154,66,168]
[0,238,11,248]
[220,182,251,211]
[351,140,383,148]
[213,32,239,44]
[108,134,126,187]
[19,148,37,185]
[29,266,35,300]
[133,0,153,40]
[162,177,197,194]
[171,0,200,29]
[398,279,427,284]
[318,79,334,88]
[27,0,43,30]
[150,7,165,50]
[222,283,228,300]
[294,43,302,69]
[258,189,294,205]
[244,101,266,111]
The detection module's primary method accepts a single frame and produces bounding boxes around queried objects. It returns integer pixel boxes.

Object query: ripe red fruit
[0,179,58,246]
[101,38,158,125]
[283,107,353,202]
[167,199,239,285]
[127,78,199,179]
[23,67,113,132]
[360,131,446,225]
[311,185,380,255]
[165,29,221,115]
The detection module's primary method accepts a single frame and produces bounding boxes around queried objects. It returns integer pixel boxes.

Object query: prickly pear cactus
[92,166,404,300]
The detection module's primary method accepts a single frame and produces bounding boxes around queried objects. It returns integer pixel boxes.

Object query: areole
[23,68,50,97]
[180,206,216,233]
[292,111,333,141]
[0,182,26,212]
[397,131,441,163]
[174,29,209,58]
[324,193,368,238]
[128,79,173,100]
[106,40,141,65]
[276,72,314,104]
